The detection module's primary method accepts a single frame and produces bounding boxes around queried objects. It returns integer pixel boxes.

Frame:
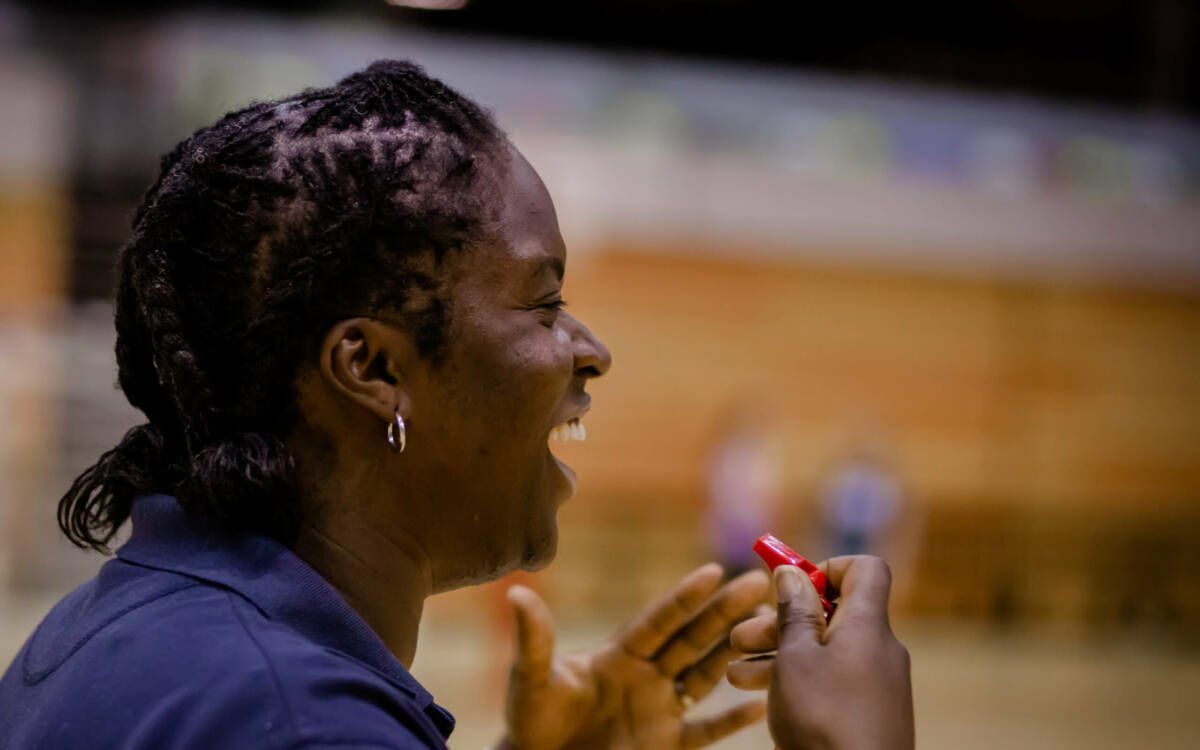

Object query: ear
[316,318,417,423]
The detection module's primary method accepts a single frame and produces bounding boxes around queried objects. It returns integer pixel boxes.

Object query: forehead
[479,146,566,284]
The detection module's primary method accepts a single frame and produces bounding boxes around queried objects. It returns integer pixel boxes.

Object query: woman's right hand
[727,556,914,750]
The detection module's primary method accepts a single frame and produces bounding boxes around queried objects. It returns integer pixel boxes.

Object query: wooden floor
[4,593,1198,749]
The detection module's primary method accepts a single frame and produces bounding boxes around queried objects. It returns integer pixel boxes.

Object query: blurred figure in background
[706,399,785,580]
[814,427,922,609]
[820,437,903,558]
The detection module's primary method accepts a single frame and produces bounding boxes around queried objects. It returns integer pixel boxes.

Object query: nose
[566,312,612,379]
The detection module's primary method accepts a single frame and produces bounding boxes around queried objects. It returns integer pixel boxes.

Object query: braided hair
[59,60,508,551]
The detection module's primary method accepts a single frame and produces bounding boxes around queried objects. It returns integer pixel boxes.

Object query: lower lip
[550,450,577,497]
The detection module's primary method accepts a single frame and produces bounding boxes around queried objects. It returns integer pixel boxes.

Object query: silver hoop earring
[386,410,406,453]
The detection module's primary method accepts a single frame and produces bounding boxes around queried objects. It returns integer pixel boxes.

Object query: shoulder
[3,564,441,749]
[133,582,444,749]
[221,594,447,748]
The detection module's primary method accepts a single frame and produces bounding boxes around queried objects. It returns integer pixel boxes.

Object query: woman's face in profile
[400,146,610,586]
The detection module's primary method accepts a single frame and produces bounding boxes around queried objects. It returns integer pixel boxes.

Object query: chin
[522,546,556,572]
[462,521,557,586]
[520,522,559,572]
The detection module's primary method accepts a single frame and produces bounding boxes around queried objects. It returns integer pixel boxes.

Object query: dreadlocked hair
[58,59,509,552]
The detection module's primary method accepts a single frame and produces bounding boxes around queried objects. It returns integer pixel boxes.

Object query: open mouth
[549,417,587,443]
[547,417,582,497]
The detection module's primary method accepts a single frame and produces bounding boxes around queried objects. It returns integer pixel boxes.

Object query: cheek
[501,337,573,428]
[448,327,572,445]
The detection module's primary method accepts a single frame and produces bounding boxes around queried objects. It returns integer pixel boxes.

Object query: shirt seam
[226,589,301,747]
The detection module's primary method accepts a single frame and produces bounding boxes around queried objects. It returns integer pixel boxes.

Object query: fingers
[727,606,777,691]
[616,563,724,659]
[775,565,826,650]
[676,637,740,702]
[730,611,778,655]
[822,556,893,629]
[653,569,769,676]
[507,585,555,688]
[680,700,767,749]
[726,655,773,690]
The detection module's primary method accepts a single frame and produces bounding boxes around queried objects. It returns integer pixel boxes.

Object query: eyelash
[534,299,567,326]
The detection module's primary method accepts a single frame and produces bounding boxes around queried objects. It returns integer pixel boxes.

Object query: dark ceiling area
[31,0,1199,115]
[406,1,1198,115]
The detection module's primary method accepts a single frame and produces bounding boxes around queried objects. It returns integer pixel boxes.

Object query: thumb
[775,565,826,648]
[507,584,555,688]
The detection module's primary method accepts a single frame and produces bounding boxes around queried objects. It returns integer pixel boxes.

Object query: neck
[292,510,431,668]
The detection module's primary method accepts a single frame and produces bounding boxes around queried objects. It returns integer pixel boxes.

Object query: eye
[534,298,567,326]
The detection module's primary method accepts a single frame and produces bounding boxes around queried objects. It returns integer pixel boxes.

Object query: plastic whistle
[753,533,835,617]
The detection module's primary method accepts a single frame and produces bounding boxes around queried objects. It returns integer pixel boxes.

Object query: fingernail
[775,565,802,600]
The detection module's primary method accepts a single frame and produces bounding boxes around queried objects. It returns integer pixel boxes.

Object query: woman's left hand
[499,563,770,750]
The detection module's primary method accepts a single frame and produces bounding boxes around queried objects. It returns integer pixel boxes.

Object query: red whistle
[753,533,835,616]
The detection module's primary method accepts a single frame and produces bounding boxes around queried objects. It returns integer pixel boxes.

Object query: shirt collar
[116,493,455,737]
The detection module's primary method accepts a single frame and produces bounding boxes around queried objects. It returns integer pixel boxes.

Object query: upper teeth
[551,418,587,442]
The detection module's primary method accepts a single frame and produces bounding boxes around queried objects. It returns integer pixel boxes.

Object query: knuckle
[859,555,892,581]
[779,603,824,631]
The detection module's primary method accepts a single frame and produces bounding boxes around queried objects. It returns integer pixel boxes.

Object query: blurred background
[2,1,1198,747]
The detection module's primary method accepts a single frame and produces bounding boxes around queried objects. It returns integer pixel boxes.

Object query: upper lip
[552,395,591,427]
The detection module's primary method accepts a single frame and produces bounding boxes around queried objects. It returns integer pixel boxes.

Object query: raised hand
[499,563,769,750]
[728,556,914,750]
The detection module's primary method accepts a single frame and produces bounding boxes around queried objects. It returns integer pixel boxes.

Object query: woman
[0,60,911,749]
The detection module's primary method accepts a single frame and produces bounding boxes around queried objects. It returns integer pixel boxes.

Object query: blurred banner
[55,11,1200,284]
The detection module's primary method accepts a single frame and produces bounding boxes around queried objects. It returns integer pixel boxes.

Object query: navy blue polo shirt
[0,494,455,749]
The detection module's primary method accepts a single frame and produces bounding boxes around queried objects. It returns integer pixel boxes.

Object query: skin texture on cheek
[403,146,583,588]
[414,296,570,583]
[484,321,575,568]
